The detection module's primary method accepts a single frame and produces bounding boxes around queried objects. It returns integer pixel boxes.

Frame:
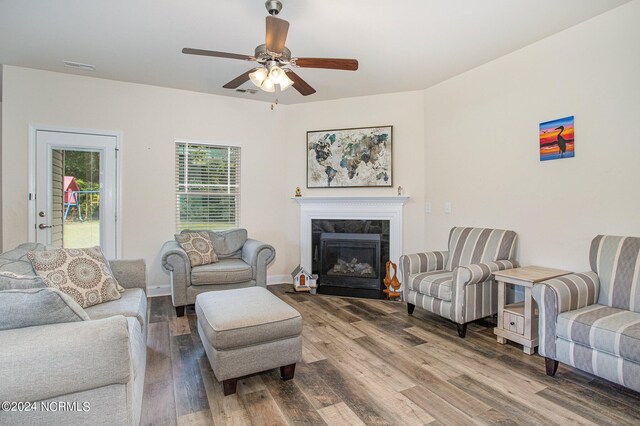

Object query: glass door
[33,130,118,258]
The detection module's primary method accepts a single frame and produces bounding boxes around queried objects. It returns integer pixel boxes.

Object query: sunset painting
[540,116,574,161]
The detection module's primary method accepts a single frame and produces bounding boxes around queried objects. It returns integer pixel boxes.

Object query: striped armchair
[400,227,518,337]
[532,235,640,392]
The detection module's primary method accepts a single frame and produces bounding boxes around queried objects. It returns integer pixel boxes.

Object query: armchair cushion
[0,288,89,331]
[447,227,518,270]
[589,235,640,312]
[407,270,453,301]
[191,259,253,286]
[208,228,247,259]
[556,304,640,364]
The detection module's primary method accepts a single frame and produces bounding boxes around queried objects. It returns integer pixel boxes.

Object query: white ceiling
[0,0,631,104]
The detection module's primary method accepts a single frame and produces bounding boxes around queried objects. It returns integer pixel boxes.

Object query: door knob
[38,224,54,229]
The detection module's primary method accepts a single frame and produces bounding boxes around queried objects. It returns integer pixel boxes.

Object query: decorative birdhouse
[291,265,311,292]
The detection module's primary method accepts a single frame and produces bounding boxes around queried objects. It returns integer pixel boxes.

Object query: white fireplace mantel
[292,196,409,274]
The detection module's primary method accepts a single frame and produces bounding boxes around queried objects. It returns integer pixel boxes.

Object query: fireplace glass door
[319,233,381,291]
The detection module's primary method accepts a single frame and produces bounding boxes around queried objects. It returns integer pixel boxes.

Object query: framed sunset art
[540,116,575,161]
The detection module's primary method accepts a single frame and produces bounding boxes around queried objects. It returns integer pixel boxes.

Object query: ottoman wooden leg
[280,363,296,381]
[223,378,238,396]
[545,357,559,376]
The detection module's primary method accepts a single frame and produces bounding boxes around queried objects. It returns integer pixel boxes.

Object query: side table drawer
[503,311,524,335]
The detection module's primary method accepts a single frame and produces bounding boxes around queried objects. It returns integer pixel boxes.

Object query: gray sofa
[161,228,275,316]
[0,243,147,426]
[532,235,640,393]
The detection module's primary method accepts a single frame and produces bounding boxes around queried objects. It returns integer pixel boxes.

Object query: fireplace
[312,219,389,299]
[292,195,408,297]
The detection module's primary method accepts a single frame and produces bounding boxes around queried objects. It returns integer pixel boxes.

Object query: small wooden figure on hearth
[383,260,402,301]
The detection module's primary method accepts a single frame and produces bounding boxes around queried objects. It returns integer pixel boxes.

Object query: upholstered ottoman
[195,286,302,395]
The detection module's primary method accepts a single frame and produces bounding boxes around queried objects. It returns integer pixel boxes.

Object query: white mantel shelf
[293,195,409,282]
[291,196,410,205]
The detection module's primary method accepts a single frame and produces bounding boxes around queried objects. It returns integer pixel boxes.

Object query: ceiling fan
[182,0,358,96]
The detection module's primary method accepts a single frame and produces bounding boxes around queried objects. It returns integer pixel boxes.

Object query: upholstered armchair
[532,235,640,393]
[161,229,275,316]
[400,227,518,337]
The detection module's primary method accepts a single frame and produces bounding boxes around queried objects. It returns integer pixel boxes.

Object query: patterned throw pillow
[175,232,218,267]
[27,247,121,308]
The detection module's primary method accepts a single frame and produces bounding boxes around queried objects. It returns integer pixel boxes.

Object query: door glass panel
[59,150,101,248]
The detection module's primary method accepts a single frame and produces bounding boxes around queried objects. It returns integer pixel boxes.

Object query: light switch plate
[425,202,432,213]
[444,202,452,213]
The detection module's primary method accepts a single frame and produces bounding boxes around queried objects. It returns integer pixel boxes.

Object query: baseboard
[267,274,292,285]
[147,284,171,298]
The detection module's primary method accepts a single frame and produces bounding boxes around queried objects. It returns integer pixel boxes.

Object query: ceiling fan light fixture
[261,77,276,92]
[268,65,285,84]
[249,68,268,87]
[279,73,294,91]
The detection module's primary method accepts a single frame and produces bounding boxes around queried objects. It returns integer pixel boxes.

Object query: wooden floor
[141,285,640,425]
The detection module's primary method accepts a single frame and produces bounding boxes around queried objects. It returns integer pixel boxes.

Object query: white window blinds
[176,141,240,231]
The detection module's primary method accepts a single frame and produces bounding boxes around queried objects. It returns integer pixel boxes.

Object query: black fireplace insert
[316,231,386,298]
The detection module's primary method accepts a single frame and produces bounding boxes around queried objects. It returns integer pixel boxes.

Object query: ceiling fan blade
[293,57,358,71]
[222,70,253,89]
[265,16,290,54]
[285,69,316,96]
[182,48,254,61]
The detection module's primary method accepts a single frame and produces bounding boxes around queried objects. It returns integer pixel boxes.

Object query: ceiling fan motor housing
[265,0,282,15]
[255,44,291,63]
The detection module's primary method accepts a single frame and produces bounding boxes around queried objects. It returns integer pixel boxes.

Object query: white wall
[280,91,426,276]
[1,67,287,293]
[422,0,640,272]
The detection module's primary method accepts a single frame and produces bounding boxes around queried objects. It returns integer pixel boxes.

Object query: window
[176,141,240,231]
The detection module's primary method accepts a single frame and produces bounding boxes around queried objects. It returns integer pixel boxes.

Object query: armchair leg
[456,323,467,338]
[407,303,415,315]
[545,357,559,376]
[175,305,185,317]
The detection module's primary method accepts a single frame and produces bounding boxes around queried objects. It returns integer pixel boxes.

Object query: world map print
[307,126,392,188]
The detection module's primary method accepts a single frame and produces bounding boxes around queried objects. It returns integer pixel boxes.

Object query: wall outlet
[425,202,432,213]
[444,202,452,214]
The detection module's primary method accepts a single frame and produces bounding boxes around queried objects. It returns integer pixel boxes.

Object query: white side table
[493,266,571,355]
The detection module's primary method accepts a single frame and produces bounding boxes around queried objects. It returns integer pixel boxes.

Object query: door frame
[28,124,123,258]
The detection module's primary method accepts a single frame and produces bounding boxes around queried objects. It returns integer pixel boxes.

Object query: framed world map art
[307,125,393,188]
